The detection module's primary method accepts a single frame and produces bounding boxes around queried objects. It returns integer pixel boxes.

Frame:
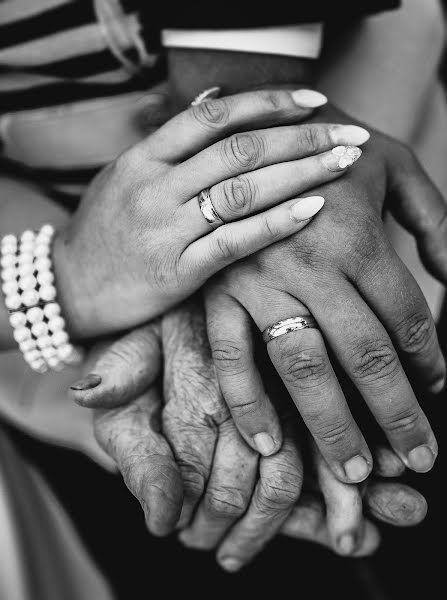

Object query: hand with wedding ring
[52,88,371,339]
[204,110,447,484]
[73,301,428,565]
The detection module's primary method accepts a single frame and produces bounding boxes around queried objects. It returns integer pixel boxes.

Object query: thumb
[69,321,161,408]
[388,148,447,284]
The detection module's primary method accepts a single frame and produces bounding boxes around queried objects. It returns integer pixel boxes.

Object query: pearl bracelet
[1,225,83,373]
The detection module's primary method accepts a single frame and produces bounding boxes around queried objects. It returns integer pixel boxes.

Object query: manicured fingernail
[344,455,370,482]
[330,125,370,146]
[70,373,102,391]
[407,445,436,473]
[338,534,356,556]
[219,557,242,572]
[322,146,362,172]
[191,86,221,106]
[291,89,327,108]
[290,196,325,222]
[253,432,276,456]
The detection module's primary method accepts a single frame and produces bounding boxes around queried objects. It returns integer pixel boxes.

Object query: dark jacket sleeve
[141,1,400,29]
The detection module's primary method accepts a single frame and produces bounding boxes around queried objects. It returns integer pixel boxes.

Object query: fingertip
[253,431,282,457]
[290,196,325,222]
[353,521,381,557]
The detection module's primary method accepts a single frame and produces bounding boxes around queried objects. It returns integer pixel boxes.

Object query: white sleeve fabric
[162,23,323,58]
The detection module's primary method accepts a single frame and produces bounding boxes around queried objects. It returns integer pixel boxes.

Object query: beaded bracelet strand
[1,225,83,372]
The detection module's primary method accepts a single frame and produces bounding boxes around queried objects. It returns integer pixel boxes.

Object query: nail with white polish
[191,86,221,106]
[290,196,325,222]
[322,146,362,172]
[291,89,328,108]
[330,125,370,146]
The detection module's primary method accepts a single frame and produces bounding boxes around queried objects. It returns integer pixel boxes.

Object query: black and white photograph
[0,1,446,598]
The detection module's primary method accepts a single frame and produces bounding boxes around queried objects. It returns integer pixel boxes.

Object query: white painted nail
[291,89,328,108]
[322,146,362,172]
[330,125,370,146]
[290,196,325,222]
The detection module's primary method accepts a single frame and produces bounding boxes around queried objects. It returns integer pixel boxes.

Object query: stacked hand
[73,302,427,569]
[66,87,447,570]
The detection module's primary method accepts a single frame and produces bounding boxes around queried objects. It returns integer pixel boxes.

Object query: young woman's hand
[53,88,369,338]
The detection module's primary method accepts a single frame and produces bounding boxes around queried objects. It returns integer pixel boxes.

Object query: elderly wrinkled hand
[71,300,428,570]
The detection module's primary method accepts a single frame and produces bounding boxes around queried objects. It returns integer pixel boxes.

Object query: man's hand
[204,115,446,485]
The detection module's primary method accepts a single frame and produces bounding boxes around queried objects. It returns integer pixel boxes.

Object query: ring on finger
[198,188,225,229]
[263,316,318,343]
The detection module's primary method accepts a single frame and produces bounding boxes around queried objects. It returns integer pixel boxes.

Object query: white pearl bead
[40,225,55,237]
[31,321,48,338]
[17,263,35,278]
[47,356,62,371]
[20,241,35,254]
[3,280,19,296]
[14,327,31,343]
[39,285,56,302]
[2,267,17,282]
[34,243,50,258]
[36,335,52,349]
[48,316,65,332]
[30,359,48,373]
[35,257,51,272]
[56,343,72,361]
[5,294,22,311]
[19,338,36,353]
[24,349,42,363]
[36,270,54,286]
[1,243,17,256]
[21,230,35,242]
[18,252,34,265]
[26,306,44,324]
[41,346,57,359]
[52,330,68,347]
[2,234,17,246]
[18,275,37,291]
[10,311,27,328]
[1,254,17,268]
[43,303,60,318]
[22,289,39,307]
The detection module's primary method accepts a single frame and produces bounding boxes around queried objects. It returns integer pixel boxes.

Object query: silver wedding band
[198,188,225,229]
[263,316,319,343]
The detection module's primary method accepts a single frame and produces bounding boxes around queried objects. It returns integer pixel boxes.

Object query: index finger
[142,88,327,162]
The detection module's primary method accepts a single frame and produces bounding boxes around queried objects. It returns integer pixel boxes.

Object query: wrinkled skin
[79,301,428,571]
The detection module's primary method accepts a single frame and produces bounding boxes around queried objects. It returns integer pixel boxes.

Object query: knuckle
[381,406,421,435]
[274,342,331,389]
[396,311,433,356]
[205,486,248,518]
[258,470,301,510]
[310,416,353,448]
[298,125,324,154]
[220,175,257,217]
[222,132,265,171]
[258,90,285,112]
[191,98,230,129]
[350,340,400,383]
[211,339,247,374]
[213,232,239,262]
